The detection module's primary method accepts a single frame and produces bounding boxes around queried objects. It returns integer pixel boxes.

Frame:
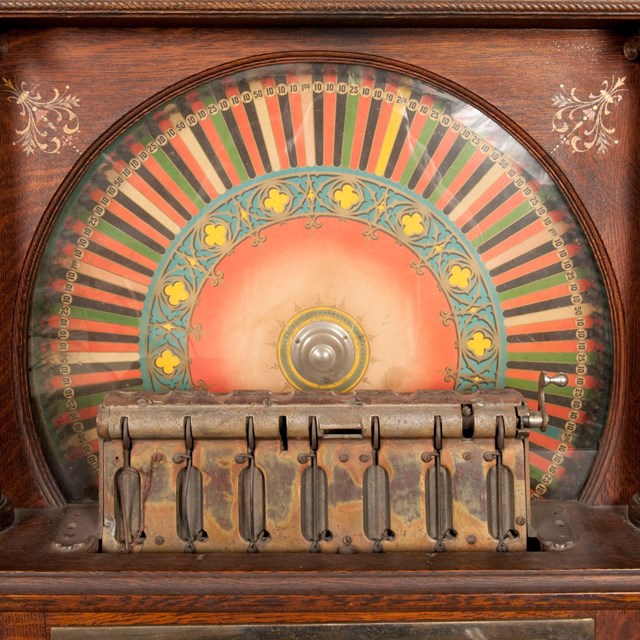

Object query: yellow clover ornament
[264,187,289,214]
[401,212,424,236]
[155,349,181,375]
[334,184,359,209]
[204,223,227,247]
[467,332,493,357]
[448,265,473,289]
[164,281,189,306]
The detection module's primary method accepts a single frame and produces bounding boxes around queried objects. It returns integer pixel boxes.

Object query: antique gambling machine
[1,2,640,638]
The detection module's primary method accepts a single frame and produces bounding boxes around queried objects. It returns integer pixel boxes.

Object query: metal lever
[423,416,455,552]
[114,417,145,552]
[299,416,332,552]
[484,416,517,552]
[236,416,270,553]
[174,416,207,553]
[527,371,569,431]
[363,416,394,552]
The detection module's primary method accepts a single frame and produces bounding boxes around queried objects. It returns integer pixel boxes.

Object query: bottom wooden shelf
[1,501,640,638]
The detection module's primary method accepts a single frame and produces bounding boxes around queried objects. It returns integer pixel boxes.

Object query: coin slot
[322,427,363,438]
[461,404,474,439]
[278,415,288,452]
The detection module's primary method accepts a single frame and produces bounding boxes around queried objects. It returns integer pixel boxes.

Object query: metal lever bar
[423,416,455,552]
[174,416,207,553]
[363,416,394,552]
[236,416,270,553]
[299,416,332,552]
[98,389,525,441]
[114,417,145,552]
[484,416,517,552]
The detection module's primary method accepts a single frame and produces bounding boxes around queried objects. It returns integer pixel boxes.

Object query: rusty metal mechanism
[98,376,566,553]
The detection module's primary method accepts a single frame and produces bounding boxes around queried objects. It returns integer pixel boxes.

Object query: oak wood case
[1,4,640,639]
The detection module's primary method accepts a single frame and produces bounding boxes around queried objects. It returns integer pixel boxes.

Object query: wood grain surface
[0,613,46,640]
[0,14,640,639]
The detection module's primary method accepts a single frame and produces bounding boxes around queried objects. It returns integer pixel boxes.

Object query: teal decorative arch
[142,168,505,392]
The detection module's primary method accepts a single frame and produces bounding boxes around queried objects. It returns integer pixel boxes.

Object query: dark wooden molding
[0,0,639,13]
[1,0,640,25]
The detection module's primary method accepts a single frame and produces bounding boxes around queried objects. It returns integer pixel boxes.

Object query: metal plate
[99,391,530,553]
[51,620,595,640]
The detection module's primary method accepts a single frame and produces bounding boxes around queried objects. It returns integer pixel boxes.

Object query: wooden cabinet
[1,3,640,638]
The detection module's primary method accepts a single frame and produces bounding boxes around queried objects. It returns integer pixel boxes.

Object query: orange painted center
[189,217,457,392]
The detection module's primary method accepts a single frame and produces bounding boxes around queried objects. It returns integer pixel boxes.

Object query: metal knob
[527,371,569,431]
[291,320,356,386]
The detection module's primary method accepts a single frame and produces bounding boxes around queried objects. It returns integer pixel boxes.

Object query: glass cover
[28,60,612,502]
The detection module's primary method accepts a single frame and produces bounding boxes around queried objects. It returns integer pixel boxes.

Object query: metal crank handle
[528,371,569,432]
